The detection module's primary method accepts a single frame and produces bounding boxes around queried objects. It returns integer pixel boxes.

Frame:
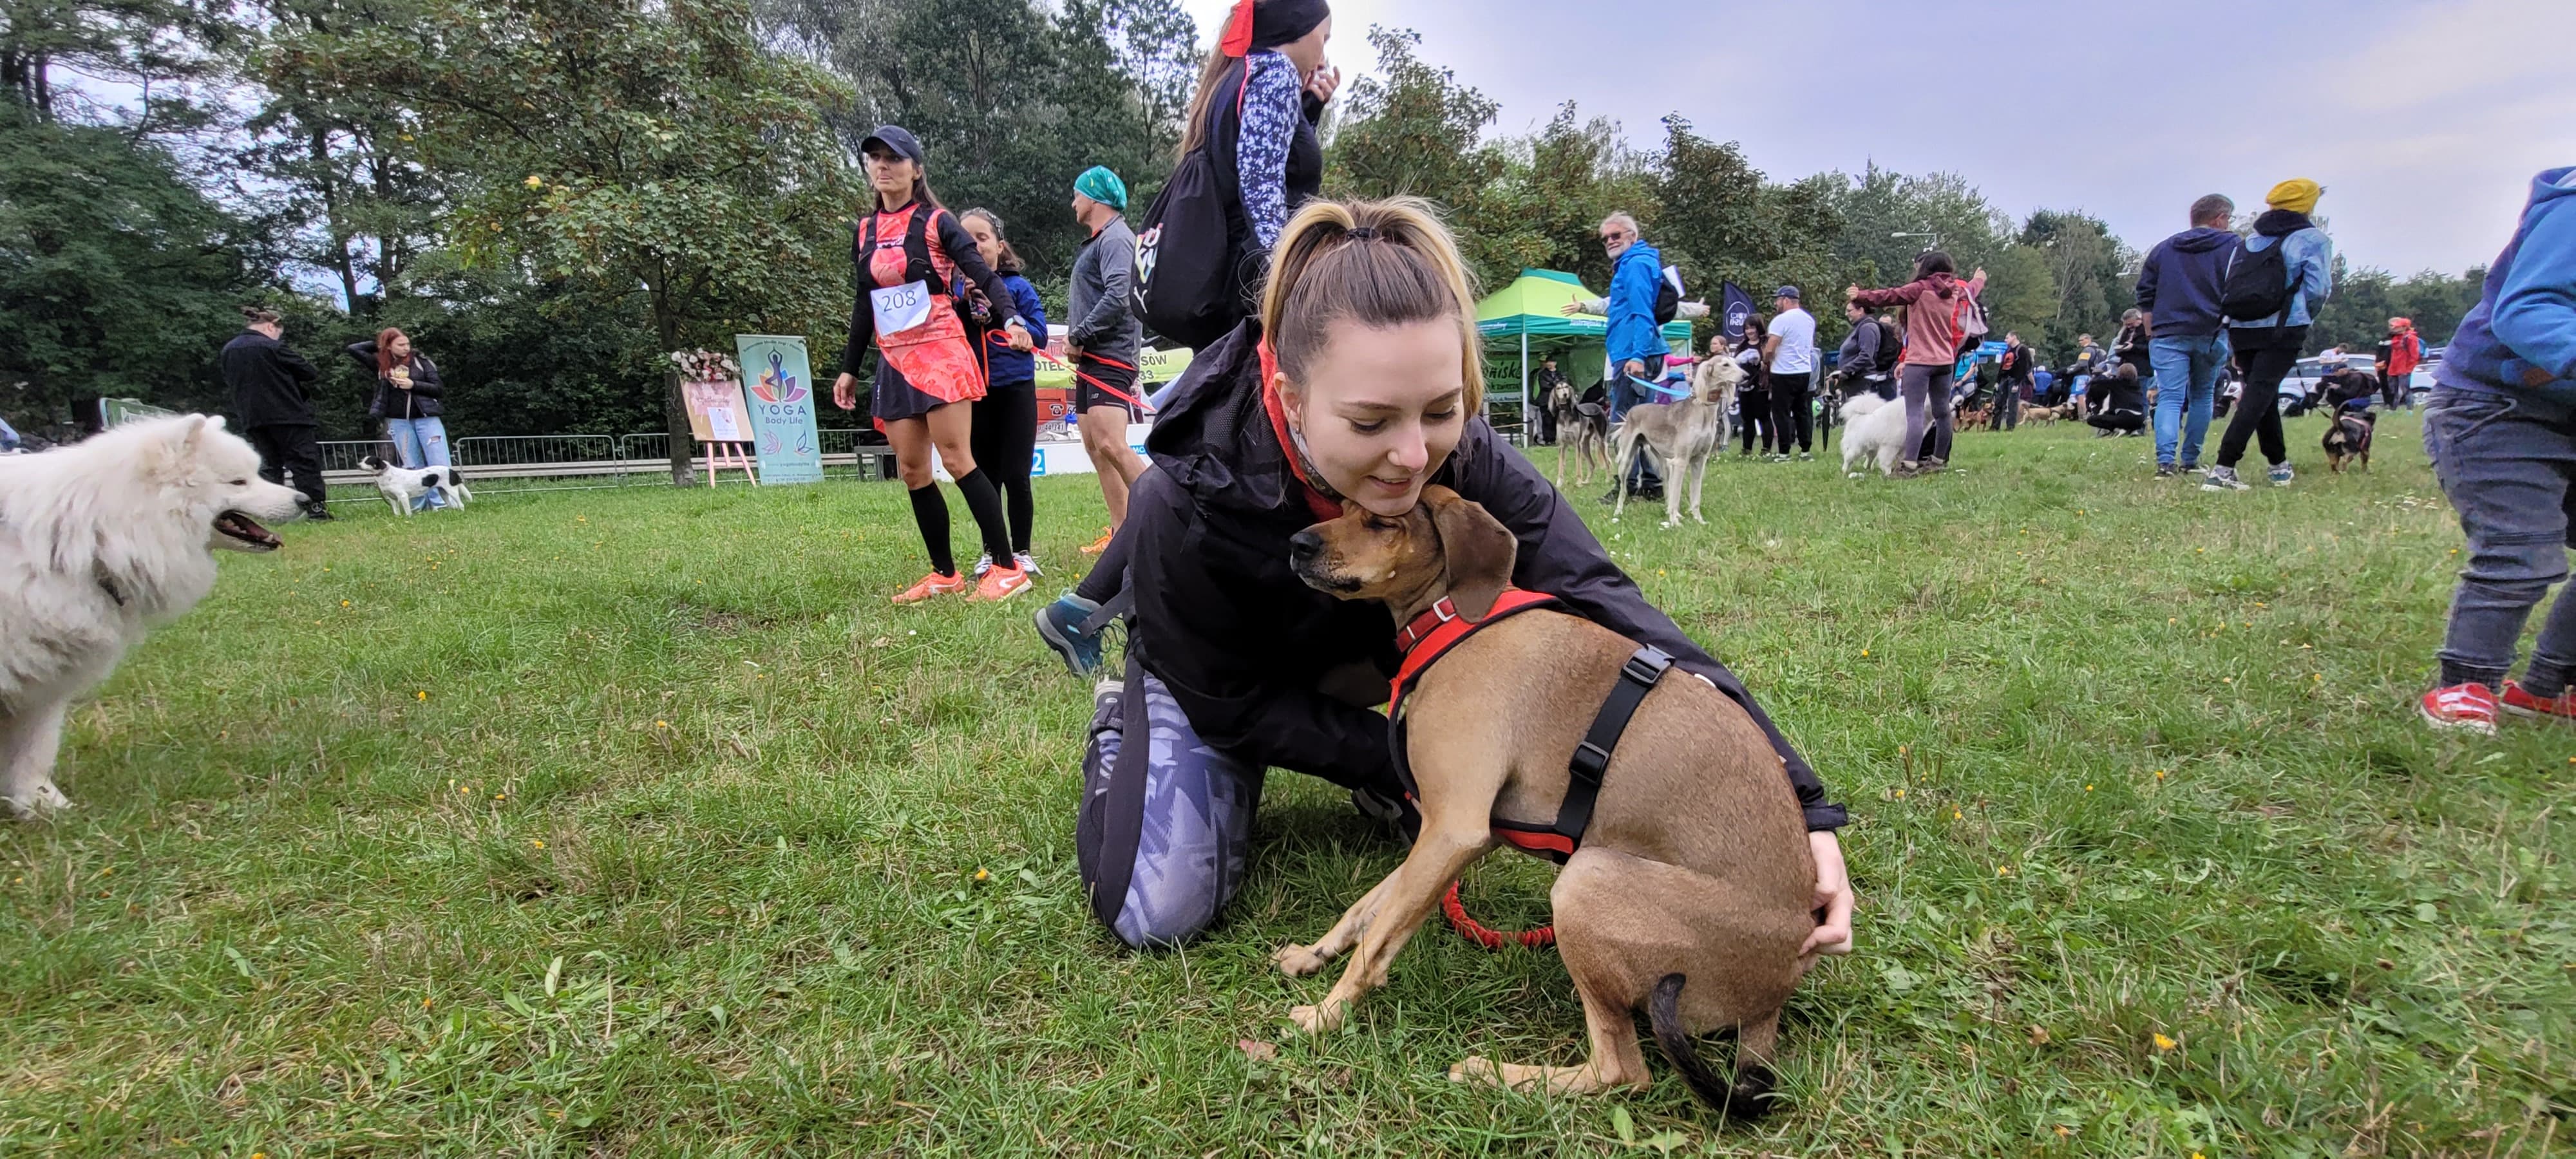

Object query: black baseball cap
[859,125,924,164]
[1774,285,1801,300]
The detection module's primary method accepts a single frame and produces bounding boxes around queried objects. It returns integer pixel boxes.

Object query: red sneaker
[967,564,1031,603]
[2420,683,2499,735]
[892,570,968,605]
[2501,679,2576,722]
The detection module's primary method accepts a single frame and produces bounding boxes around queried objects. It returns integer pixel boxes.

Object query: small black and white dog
[357,454,471,515]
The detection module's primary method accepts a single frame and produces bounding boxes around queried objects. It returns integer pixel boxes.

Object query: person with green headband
[1067,165,1147,554]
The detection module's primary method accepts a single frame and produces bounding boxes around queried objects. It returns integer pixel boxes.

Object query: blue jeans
[2425,390,2576,688]
[384,416,451,510]
[2150,333,2230,467]
[1607,355,1665,489]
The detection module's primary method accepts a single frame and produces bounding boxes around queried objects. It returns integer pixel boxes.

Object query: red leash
[1029,347,1155,413]
[1443,880,1555,949]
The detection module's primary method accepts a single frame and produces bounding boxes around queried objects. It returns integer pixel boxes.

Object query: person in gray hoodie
[1068,165,1147,545]
[2135,193,2244,476]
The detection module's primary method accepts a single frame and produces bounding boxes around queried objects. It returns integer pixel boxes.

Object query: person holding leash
[220,305,331,520]
[1063,195,1854,956]
[831,126,1034,604]
[1065,166,1149,558]
[345,327,452,512]
[960,208,1046,578]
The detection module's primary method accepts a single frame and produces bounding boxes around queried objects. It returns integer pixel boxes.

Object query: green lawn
[5,416,2570,1156]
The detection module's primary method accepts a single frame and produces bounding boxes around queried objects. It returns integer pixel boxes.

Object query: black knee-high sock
[1003,474,1034,553]
[953,468,1014,566]
[907,483,955,577]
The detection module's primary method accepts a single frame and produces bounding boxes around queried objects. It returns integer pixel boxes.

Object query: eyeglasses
[1600,233,1626,246]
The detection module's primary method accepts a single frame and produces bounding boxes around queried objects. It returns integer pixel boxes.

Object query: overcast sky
[1180,0,2575,276]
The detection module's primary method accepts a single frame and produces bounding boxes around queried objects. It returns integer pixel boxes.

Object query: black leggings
[2215,325,2307,469]
[1738,388,1773,453]
[972,381,1037,552]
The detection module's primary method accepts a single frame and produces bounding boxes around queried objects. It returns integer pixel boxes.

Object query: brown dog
[2023,403,2069,425]
[1278,486,1817,1111]
[2324,410,2375,473]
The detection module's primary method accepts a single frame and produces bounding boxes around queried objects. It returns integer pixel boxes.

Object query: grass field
[5,415,2571,1157]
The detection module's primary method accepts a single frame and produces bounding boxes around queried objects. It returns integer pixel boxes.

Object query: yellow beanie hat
[2266,178,2322,214]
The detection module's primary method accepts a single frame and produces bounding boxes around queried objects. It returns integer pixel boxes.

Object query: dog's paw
[1289,1002,1344,1036]
[1271,944,1330,977]
[5,781,73,820]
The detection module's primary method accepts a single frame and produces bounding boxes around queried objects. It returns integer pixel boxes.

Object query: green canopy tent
[1474,269,1693,441]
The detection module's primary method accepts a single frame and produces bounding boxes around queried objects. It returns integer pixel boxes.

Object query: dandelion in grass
[973,867,989,882]
[416,691,428,701]
[2153,1032,2177,1051]
[530,839,544,849]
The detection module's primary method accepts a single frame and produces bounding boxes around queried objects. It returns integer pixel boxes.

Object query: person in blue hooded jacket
[1563,211,1668,500]
[2135,194,2244,477]
[2203,179,2335,491]
[2418,165,2576,733]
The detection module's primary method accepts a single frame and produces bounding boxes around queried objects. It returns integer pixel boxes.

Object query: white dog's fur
[1838,392,1911,478]
[0,416,305,816]
[358,454,471,516]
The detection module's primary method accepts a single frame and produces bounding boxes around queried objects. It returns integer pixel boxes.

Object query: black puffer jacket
[346,341,445,420]
[220,330,320,428]
[1126,322,1846,831]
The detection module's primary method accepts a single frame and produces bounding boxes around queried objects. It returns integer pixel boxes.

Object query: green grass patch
[4,417,2570,1155]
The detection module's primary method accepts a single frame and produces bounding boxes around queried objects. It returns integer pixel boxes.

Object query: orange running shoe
[891,570,968,605]
[1081,526,1115,555]
[969,563,1032,603]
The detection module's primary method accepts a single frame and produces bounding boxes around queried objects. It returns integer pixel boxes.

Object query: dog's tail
[1648,974,1777,1118]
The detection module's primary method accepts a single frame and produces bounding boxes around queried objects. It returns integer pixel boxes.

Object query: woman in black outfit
[1733,316,1774,456]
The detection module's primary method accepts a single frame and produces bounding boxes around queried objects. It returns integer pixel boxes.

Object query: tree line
[0,3,2486,448]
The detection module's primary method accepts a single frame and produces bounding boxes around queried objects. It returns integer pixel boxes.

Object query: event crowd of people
[169,0,2575,961]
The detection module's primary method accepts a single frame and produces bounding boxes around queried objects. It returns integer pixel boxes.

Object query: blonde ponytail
[1259,196,1484,413]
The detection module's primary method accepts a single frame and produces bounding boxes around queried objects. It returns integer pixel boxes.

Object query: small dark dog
[1549,381,1611,489]
[2323,409,2376,473]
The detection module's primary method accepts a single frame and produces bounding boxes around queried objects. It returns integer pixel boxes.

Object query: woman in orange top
[832,126,1036,603]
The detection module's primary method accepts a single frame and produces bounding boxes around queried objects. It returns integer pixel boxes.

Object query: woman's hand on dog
[1802,831,1856,957]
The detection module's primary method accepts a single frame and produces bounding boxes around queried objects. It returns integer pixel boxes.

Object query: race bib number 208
[870,280,933,335]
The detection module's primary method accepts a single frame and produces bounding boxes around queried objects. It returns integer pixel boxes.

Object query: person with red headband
[831,126,1034,605]
[1064,196,1854,957]
[2377,315,2423,411]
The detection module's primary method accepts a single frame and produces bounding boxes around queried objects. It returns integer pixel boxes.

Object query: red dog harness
[1387,589,1674,865]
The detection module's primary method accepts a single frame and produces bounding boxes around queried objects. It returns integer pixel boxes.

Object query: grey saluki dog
[1612,355,1742,527]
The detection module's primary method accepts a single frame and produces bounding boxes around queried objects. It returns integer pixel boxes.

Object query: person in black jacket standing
[1056,196,1855,956]
[220,306,331,520]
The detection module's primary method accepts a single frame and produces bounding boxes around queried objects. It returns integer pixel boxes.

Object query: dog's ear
[1425,485,1518,620]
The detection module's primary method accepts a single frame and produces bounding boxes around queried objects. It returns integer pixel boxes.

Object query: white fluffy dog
[1837,391,1911,478]
[0,416,305,816]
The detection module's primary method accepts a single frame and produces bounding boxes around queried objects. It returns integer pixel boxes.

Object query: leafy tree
[2017,209,2133,360]
[243,0,442,317]
[0,108,272,431]
[316,0,860,483]
[1326,26,1515,285]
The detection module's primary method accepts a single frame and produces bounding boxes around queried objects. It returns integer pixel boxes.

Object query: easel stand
[701,441,758,486]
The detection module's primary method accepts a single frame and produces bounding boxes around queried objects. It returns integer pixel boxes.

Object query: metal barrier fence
[318,429,893,502]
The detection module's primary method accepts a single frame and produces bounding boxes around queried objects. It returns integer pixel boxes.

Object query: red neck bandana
[1258,339,1343,523]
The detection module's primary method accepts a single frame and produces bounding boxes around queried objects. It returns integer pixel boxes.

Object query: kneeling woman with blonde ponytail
[1074,197,1857,953]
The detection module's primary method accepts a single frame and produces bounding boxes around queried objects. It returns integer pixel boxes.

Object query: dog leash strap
[1629,374,1692,399]
[1556,645,1673,843]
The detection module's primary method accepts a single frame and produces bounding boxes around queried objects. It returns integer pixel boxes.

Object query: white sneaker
[1014,551,1043,577]
[2202,466,2250,491]
[971,552,995,578]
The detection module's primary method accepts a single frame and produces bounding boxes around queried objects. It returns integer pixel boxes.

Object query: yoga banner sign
[733,335,826,484]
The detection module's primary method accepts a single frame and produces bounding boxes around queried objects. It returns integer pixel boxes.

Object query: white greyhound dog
[1612,355,1743,527]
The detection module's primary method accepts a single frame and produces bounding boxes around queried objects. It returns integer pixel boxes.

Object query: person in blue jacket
[2203,180,2335,491]
[2418,166,2576,733]
[961,208,1048,578]
[1564,211,1669,501]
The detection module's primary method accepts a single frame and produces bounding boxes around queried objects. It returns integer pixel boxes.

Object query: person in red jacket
[1847,253,1987,476]
[831,126,1034,605]
[2376,316,2425,411]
